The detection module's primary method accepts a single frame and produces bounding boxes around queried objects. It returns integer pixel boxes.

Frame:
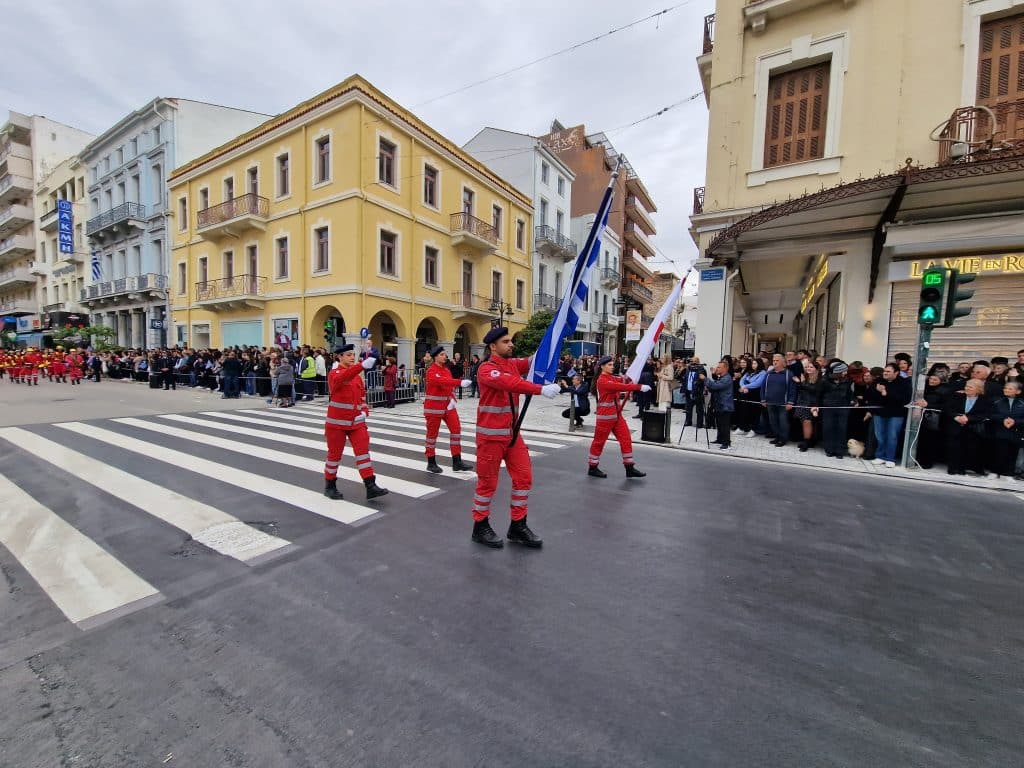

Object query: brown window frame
[378,139,396,187]
[314,227,329,272]
[423,165,438,207]
[424,245,438,286]
[380,231,397,275]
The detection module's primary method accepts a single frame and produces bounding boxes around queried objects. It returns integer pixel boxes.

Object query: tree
[51,324,116,350]
[510,309,565,358]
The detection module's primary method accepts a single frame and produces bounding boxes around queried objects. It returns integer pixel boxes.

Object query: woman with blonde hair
[656,355,675,408]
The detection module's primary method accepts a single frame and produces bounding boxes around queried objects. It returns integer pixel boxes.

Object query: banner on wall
[273,318,299,349]
[625,309,642,342]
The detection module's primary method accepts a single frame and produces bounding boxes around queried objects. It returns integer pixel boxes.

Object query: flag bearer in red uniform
[67,349,84,384]
[423,345,473,474]
[23,348,41,385]
[50,347,67,383]
[587,355,650,479]
[471,326,561,549]
[322,343,389,501]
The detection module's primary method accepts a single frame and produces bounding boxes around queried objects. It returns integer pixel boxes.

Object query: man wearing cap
[471,326,561,548]
[322,343,389,501]
[587,355,650,476]
[423,345,473,474]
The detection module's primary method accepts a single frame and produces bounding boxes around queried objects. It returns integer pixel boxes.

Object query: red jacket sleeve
[329,364,363,391]
[428,365,461,388]
[600,375,641,395]
[479,361,543,396]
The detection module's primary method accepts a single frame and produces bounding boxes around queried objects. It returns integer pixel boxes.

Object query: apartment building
[35,156,90,331]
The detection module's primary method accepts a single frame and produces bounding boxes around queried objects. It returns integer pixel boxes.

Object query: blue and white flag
[91,251,102,281]
[529,167,619,385]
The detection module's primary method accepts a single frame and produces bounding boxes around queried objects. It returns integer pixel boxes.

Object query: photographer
[701,360,735,451]
[559,373,591,427]
[681,356,707,429]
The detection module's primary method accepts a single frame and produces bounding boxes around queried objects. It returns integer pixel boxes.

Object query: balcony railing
[195,274,268,302]
[599,312,619,329]
[0,266,34,287]
[535,224,577,260]
[39,207,60,231]
[693,186,705,215]
[703,13,715,54]
[196,193,269,229]
[600,267,620,287]
[80,272,167,301]
[936,99,1024,165]
[86,202,147,236]
[450,212,498,248]
[622,279,653,303]
[533,292,558,311]
[0,141,31,166]
[642,313,655,326]
[451,291,498,313]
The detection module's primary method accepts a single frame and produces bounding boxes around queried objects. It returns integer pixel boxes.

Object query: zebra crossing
[0,403,582,637]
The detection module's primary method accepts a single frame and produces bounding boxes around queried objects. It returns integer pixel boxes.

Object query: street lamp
[489,300,513,328]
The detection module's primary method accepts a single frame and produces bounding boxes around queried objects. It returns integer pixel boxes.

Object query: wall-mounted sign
[625,309,642,341]
[800,257,830,313]
[909,254,1024,277]
[700,267,724,282]
[57,199,74,254]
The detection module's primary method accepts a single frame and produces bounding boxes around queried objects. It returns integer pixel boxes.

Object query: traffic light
[323,320,334,345]
[917,268,947,326]
[942,269,975,328]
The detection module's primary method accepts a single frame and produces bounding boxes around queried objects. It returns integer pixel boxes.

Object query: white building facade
[80,98,269,349]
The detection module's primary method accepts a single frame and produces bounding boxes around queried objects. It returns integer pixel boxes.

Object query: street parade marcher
[67,349,85,384]
[470,326,561,549]
[322,344,389,501]
[23,347,41,385]
[587,355,650,478]
[422,346,472,474]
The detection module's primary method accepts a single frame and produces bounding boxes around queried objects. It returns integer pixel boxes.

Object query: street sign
[359,327,369,339]
[700,268,724,282]
[150,319,164,330]
[57,199,74,254]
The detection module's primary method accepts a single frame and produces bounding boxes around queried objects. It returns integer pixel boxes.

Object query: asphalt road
[0,394,1022,767]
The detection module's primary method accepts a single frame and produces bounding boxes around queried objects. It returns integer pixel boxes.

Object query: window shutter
[763,62,830,168]
[977,14,1024,142]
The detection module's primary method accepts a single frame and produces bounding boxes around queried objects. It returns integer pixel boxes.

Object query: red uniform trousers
[424,409,463,458]
[472,435,531,523]
[323,424,375,481]
[588,414,635,467]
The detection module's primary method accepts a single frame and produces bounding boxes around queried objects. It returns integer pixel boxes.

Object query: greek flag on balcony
[528,167,619,385]
[91,251,102,281]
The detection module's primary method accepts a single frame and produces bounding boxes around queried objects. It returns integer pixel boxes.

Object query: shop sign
[909,254,1024,277]
[16,315,40,332]
[800,256,829,313]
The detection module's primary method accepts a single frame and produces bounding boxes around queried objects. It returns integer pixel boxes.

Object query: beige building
[35,156,90,327]
[690,0,1024,366]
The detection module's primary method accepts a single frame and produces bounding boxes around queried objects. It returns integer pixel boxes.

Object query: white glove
[640,384,652,393]
[361,357,376,370]
[460,379,471,388]
[540,383,561,400]
[447,398,457,411]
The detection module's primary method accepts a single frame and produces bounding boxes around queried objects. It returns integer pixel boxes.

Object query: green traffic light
[919,306,938,323]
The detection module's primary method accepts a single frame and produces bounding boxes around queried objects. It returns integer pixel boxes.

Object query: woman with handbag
[912,367,952,469]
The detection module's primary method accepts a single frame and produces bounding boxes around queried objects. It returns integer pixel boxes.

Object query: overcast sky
[2,0,712,285]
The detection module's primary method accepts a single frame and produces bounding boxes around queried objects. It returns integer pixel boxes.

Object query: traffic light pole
[900,323,932,470]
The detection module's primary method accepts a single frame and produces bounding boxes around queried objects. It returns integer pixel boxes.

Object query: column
[439,340,455,357]
[132,311,145,350]
[694,258,728,364]
[394,337,414,372]
[108,312,120,346]
[470,343,485,361]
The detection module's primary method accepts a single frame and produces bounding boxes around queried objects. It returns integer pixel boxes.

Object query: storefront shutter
[977,13,1024,141]
[764,62,830,168]
[825,274,841,357]
[886,274,1024,365]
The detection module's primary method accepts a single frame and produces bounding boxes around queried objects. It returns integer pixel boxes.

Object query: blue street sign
[700,268,724,282]
[57,199,74,254]
[359,327,369,339]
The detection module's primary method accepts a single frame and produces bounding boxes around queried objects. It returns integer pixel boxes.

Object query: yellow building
[168,75,533,367]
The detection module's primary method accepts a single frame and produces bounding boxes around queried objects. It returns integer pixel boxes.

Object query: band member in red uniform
[588,355,650,478]
[422,345,473,474]
[66,349,84,384]
[471,326,561,549]
[322,343,389,501]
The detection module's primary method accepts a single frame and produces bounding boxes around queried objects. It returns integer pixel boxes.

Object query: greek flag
[529,168,618,384]
[91,251,102,281]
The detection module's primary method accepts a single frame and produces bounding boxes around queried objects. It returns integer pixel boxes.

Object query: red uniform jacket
[595,373,641,422]
[383,363,398,391]
[475,356,543,442]
[326,364,369,430]
[423,362,461,416]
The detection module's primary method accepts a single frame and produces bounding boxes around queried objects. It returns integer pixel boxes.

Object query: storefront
[886,254,1024,363]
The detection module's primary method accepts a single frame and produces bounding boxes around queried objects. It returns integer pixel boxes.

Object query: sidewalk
[439,391,1024,495]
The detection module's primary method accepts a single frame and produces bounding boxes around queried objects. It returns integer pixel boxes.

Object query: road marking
[54,422,378,526]
[199,411,492,462]
[363,413,581,448]
[0,428,290,563]
[119,417,434,499]
[0,471,160,626]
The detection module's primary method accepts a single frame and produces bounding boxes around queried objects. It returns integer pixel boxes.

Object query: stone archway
[367,309,406,363]
[453,322,479,363]
[310,305,347,351]
[415,317,443,366]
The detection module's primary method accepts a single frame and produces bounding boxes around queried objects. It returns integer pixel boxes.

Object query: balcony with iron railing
[39,207,60,232]
[625,195,656,236]
[196,193,270,240]
[533,292,558,311]
[693,186,705,215]
[935,98,1024,165]
[600,267,620,288]
[623,221,656,259]
[702,13,715,54]
[599,312,619,330]
[86,202,147,239]
[451,291,500,317]
[80,272,167,303]
[535,224,577,261]
[195,273,268,310]
[450,212,498,253]
[621,277,653,303]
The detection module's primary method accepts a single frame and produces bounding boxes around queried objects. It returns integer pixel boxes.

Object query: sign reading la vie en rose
[908,254,1024,277]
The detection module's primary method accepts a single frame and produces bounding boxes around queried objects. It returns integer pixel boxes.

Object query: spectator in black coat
[987,379,1024,479]
[943,379,991,475]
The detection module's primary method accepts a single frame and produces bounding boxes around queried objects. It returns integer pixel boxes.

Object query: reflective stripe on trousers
[324,423,375,480]
[473,434,532,522]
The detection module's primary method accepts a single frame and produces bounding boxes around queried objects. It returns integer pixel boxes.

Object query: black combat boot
[426,457,443,474]
[507,517,543,548]
[471,517,504,548]
[588,465,607,478]
[364,476,389,499]
[452,454,473,472]
[625,464,646,478]
[323,478,344,500]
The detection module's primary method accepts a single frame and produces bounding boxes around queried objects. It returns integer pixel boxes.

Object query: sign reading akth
[909,255,1024,276]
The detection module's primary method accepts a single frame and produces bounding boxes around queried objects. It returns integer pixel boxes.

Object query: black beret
[335,344,355,354]
[428,345,445,357]
[483,326,509,345]
[596,355,613,367]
